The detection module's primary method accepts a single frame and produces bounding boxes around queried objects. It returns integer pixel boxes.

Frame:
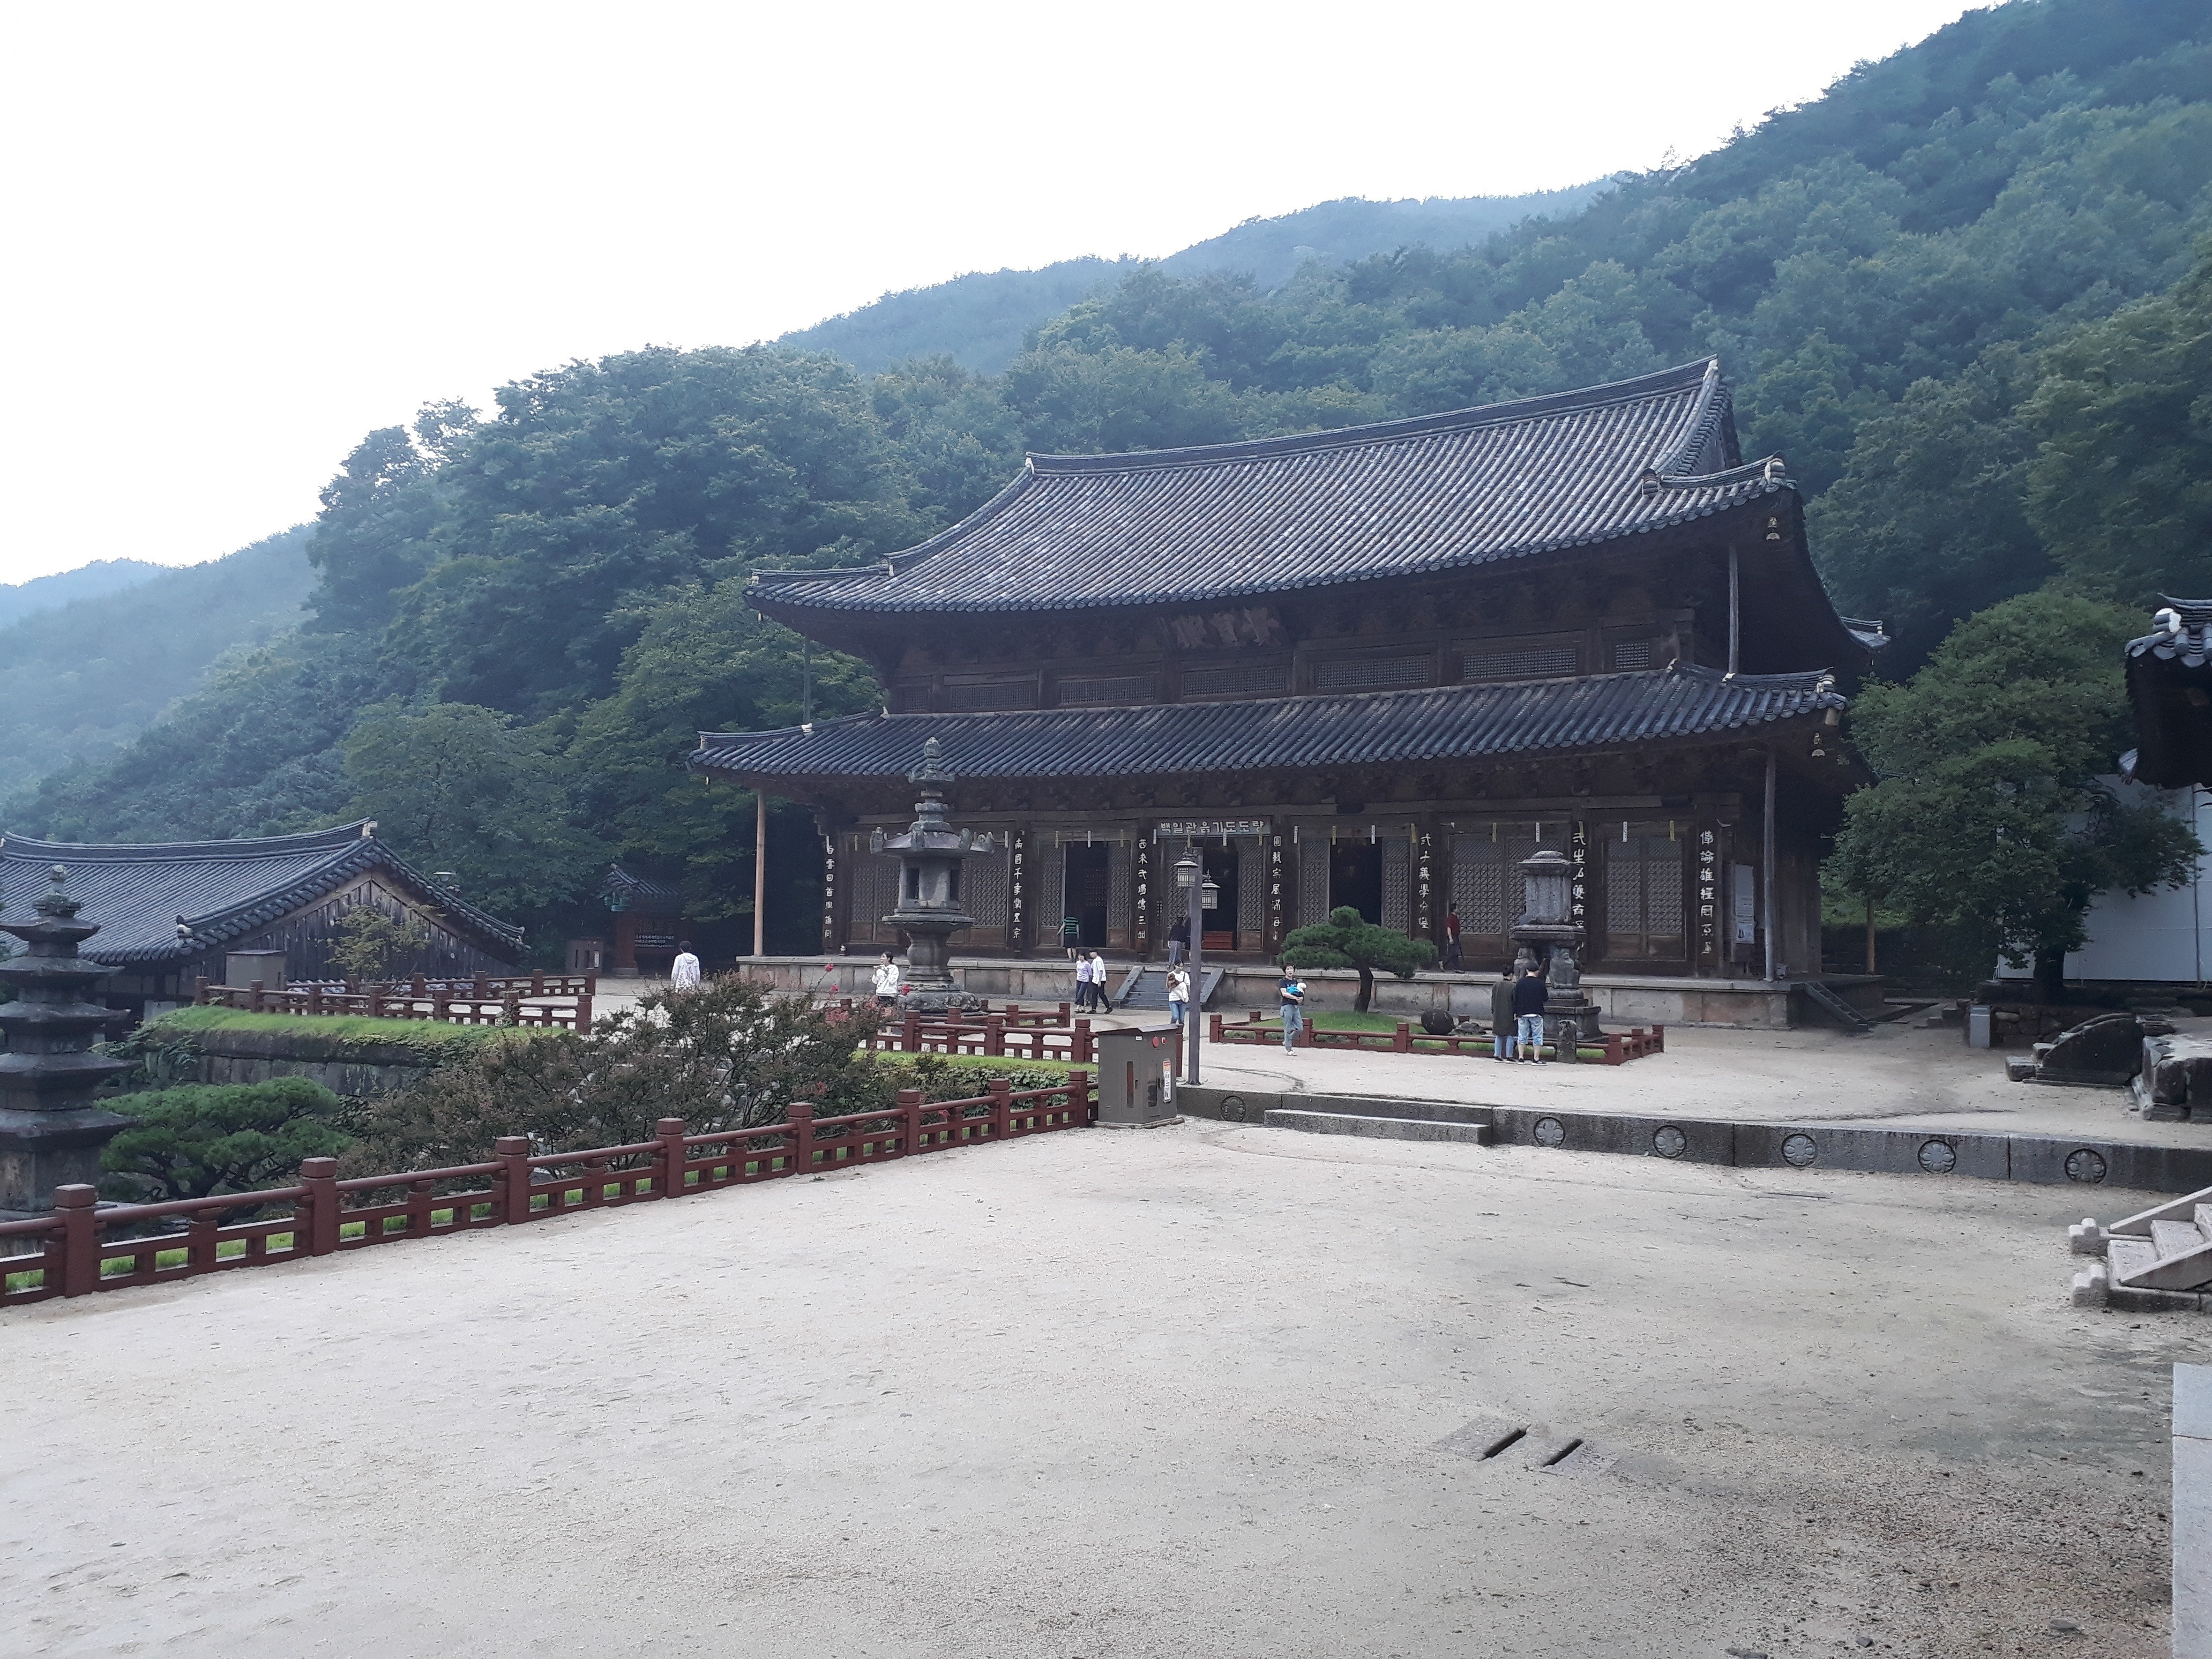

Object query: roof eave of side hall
[744,358,1746,618]
[0,819,525,965]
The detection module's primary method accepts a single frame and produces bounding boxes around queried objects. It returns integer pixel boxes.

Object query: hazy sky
[1,0,1979,584]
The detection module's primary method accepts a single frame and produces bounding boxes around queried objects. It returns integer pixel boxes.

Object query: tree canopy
[1279,906,1438,1012]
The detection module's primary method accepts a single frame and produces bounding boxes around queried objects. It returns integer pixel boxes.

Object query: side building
[693,360,1881,1019]
[0,819,524,1017]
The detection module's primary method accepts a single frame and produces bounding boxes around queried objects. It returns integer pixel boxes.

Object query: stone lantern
[0,864,134,1222]
[1509,847,1602,1053]
[871,739,994,1012]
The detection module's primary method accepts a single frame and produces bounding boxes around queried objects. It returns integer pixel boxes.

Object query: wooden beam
[753,792,768,958]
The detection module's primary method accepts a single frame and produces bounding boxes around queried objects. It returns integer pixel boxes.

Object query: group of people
[1071,948,1113,1011]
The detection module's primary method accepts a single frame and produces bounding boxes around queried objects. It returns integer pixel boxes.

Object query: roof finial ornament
[2156,606,2184,639]
[34,864,78,921]
[909,736,954,789]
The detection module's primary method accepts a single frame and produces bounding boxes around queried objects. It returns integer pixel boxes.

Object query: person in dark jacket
[1167,914,1191,966]
[1511,968,1549,1064]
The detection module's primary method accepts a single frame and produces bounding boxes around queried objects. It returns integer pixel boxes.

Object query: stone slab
[1261,1110,1492,1145]
[2178,1365,2211,1659]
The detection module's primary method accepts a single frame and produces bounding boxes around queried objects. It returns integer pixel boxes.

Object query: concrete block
[2071,1262,2108,1307]
[2068,1218,2106,1256]
[1262,1110,1492,1146]
[2176,1365,2211,1659]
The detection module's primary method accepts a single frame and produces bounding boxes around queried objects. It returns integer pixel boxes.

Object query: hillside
[0,527,314,803]
[778,184,1608,374]
[0,558,163,629]
[13,0,2211,965]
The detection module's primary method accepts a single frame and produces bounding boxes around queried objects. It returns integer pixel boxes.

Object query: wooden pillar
[1865,895,1877,975]
[1762,746,1777,982]
[1728,544,1740,677]
[753,791,768,958]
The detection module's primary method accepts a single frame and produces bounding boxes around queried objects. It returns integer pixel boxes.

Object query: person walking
[1443,906,1463,971]
[670,939,701,990]
[1165,963,1191,1027]
[1167,914,1190,966]
[1277,966,1307,1053]
[1512,965,1549,1064]
[871,951,901,1010]
[1072,949,1095,1011]
[1088,950,1110,1011]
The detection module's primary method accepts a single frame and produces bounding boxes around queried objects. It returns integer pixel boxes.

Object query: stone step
[1277,1094,1493,1126]
[2151,1219,2208,1259]
[2110,1235,2162,1283]
[1262,1109,1494,1146]
[2114,1228,2212,1294]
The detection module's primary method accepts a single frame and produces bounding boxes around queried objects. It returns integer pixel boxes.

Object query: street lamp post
[1173,844,1220,1085]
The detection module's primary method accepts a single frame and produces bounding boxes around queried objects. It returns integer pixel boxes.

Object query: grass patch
[149,1007,526,1048]
[1216,1010,1407,1032]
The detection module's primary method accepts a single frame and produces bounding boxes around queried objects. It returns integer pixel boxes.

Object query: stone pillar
[0,865,134,1222]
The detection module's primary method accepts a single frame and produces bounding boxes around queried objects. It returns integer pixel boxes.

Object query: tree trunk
[1864,896,1876,975]
[2034,948,2067,1005]
[1354,965,1374,1013]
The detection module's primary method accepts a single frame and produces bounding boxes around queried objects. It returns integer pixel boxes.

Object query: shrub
[99,1078,351,1204]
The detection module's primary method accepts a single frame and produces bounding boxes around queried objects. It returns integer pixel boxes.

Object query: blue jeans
[1494,1026,1515,1060]
[1168,939,1186,965]
[1516,1013,1544,1055]
[1169,999,1186,1026]
[1281,1004,1304,1050]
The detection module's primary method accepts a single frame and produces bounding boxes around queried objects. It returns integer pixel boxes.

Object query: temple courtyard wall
[3,1089,2181,1657]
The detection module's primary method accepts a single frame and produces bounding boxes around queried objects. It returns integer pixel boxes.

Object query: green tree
[1277,905,1439,1013]
[100,1079,351,1204]
[1825,588,2201,999]
[341,701,601,920]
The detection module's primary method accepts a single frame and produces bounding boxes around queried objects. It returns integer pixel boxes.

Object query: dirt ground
[3,1117,2196,1658]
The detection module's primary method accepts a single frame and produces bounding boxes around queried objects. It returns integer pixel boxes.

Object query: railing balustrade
[193,973,595,1032]
[1207,1011,1664,1064]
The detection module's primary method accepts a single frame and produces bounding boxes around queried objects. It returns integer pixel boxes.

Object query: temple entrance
[1329,841,1383,924]
[1201,845,1239,951]
[1064,845,1111,947]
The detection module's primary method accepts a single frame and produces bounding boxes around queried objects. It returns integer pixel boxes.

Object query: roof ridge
[1025,357,1720,477]
[0,819,378,861]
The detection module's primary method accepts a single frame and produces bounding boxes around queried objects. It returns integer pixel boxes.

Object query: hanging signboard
[1155,819,1269,839]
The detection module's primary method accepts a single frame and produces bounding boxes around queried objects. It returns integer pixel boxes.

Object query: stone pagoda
[0,864,134,1221]
[1511,848,1603,1054]
[870,739,994,1012]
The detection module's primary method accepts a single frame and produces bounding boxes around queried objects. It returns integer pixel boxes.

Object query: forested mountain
[0,528,313,802]
[11,0,2211,963]
[0,559,163,629]
[778,184,1608,373]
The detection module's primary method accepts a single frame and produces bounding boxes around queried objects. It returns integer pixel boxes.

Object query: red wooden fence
[196,971,594,1032]
[1207,1012,1664,1065]
[0,1073,1092,1309]
[840,1006,1097,1064]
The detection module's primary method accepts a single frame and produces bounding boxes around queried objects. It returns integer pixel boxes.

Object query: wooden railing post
[1209,1012,1223,1042]
[193,975,210,1006]
[531,970,545,997]
[55,1184,100,1296]
[1057,1000,1071,1023]
[786,1101,816,1174]
[985,1015,1005,1059]
[1653,1024,1666,1052]
[895,1087,924,1155]
[497,1136,534,1222]
[574,990,593,1031]
[368,987,385,1019]
[1395,1020,1412,1053]
[902,1010,921,1053]
[502,991,521,1027]
[1073,1018,1092,1064]
[988,1076,1013,1141]
[297,1155,341,1254]
[1065,1068,1090,1127]
[248,979,265,1013]
[657,1117,689,1197]
[412,973,428,999]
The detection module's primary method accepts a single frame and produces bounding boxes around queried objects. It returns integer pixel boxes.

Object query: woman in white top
[871,953,901,1007]
[1165,965,1191,1026]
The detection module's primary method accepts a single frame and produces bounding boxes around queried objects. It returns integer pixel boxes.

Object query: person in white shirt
[1073,950,1095,1010]
[1165,965,1191,1026]
[872,953,901,1008]
[1089,950,1110,1011]
[670,941,701,989]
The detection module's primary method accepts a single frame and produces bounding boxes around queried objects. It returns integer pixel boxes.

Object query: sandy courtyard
[1,1120,2191,1657]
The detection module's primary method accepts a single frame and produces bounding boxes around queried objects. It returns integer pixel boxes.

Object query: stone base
[0,1103,137,1216]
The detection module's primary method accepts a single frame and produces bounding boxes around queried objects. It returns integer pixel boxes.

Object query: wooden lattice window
[1602,824,1687,961]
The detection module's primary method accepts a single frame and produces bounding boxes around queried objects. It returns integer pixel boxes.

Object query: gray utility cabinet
[1094,1025,1183,1127]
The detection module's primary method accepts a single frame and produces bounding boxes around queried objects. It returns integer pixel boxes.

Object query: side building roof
[0,819,525,965]
[693,664,1848,794]
[749,360,1866,646]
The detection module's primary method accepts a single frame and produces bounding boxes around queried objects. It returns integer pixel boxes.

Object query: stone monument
[0,864,134,1222]
[1510,848,1602,1055]
[871,739,994,1013]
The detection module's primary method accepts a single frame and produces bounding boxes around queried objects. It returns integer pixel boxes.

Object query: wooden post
[249,979,265,1013]
[1763,745,1778,982]
[1073,1017,1092,1064]
[896,1086,924,1154]
[988,1075,1013,1141]
[753,791,768,958]
[902,1009,921,1052]
[497,1136,534,1223]
[187,1214,220,1275]
[657,1117,689,1196]
[1066,1068,1090,1126]
[1865,895,1877,975]
[1728,544,1740,678]
[1209,1012,1224,1042]
[786,1100,816,1175]
[985,1015,1005,1058]
[55,1184,100,1296]
[1395,1020,1413,1053]
[194,975,210,1006]
[574,990,593,1031]
[300,1156,341,1255]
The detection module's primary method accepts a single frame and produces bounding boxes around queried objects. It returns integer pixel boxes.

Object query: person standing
[1512,966,1549,1064]
[1073,949,1095,1011]
[1165,963,1191,1026]
[1277,967,1306,1053]
[1443,906,1463,971]
[1167,913,1191,966]
[1089,950,1110,1011]
[872,951,900,1010]
[670,939,701,990]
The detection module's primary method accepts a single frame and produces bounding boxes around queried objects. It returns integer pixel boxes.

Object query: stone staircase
[1112,965,1222,1012]
[2069,1183,2212,1309]
[1261,1094,1494,1147]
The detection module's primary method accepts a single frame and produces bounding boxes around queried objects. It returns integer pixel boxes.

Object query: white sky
[0,0,1978,584]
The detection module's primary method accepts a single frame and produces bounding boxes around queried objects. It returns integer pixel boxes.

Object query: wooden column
[753,791,768,958]
[1762,746,1777,982]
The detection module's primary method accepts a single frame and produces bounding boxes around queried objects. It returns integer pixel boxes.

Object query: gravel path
[2,1119,2184,1657]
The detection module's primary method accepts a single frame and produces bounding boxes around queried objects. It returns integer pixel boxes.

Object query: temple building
[692,360,1882,1004]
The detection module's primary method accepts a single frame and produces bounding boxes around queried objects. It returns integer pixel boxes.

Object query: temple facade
[693,360,1883,983]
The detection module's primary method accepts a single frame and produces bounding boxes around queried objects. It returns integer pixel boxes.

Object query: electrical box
[1094,1025,1183,1127]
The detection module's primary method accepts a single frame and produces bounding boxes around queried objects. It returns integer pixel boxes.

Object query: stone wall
[162,1027,452,1097]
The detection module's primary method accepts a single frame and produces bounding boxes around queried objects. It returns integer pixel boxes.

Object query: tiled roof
[692,664,1844,786]
[749,360,1785,619]
[600,863,687,911]
[2122,599,2212,788]
[0,820,524,965]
